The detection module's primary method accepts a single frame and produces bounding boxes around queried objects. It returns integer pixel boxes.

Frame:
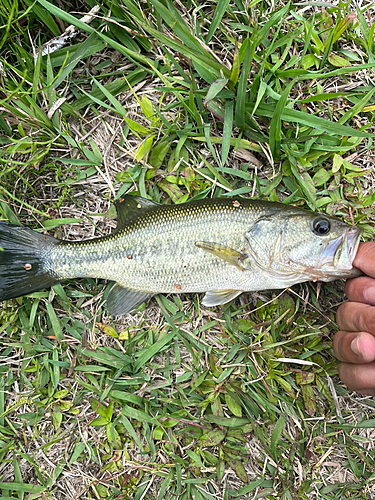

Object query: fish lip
[346,226,363,265]
[319,226,363,271]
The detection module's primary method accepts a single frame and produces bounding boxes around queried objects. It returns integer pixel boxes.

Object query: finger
[345,276,375,305]
[336,301,375,334]
[338,361,375,395]
[353,241,375,278]
[333,331,375,363]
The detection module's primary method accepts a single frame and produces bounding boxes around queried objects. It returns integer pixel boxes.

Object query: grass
[0,0,375,498]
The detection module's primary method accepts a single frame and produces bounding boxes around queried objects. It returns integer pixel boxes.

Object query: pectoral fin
[202,289,243,307]
[195,241,247,271]
[106,283,153,316]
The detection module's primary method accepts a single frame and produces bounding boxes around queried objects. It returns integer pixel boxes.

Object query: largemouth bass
[0,195,362,316]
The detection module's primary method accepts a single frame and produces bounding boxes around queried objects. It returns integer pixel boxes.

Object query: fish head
[245,209,363,283]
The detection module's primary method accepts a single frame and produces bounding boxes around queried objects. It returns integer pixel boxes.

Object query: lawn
[0,0,375,499]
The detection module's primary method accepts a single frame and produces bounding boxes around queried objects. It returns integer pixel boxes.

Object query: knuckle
[345,276,375,302]
[364,311,375,335]
[338,363,355,390]
[336,303,348,330]
[344,278,355,297]
[332,332,343,358]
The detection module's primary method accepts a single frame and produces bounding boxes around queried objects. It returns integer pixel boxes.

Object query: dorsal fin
[115,195,161,229]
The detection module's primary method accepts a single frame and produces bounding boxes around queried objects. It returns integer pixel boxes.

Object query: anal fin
[202,289,242,307]
[195,241,247,271]
[106,283,153,317]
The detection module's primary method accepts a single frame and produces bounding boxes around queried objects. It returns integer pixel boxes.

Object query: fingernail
[351,336,362,356]
[363,287,375,306]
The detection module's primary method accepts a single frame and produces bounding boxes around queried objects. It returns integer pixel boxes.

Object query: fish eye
[312,217,331,236]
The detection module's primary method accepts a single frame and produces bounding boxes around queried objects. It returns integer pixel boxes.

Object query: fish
[0,195,363,316]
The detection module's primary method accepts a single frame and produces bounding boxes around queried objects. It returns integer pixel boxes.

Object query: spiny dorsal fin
[195,241,247,271]
[115,195,161,229]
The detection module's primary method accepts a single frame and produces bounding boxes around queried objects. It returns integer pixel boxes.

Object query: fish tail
[0,222,60,301]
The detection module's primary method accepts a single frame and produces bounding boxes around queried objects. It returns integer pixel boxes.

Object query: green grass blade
[91,76,128,117]
[45,302,64,341]
[222,99,234,166]
[247,102,374,138]
[269,78,295,160]
[134,330,176,372]
[206,0,231,43]
[52,33,98,89]
[257,2,291,44]
[338,87,375,125]
[277,62,375,80]
[235,38,251,129]
[24,0,60,36]
[150,0,208,55]
[0,484,45,494]
[270,415,285,461]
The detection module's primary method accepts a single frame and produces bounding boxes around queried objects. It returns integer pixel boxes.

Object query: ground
[0,1,375,499]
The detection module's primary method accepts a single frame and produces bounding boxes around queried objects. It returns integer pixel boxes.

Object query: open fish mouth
[320,226,363,271]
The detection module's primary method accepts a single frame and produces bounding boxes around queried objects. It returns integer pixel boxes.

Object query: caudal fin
[0,222,60,301]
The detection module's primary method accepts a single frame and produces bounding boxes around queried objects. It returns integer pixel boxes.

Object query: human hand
[334,242,375,396]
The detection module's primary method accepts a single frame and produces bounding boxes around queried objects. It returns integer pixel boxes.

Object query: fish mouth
[320,226,363,272]
[345,227,363,265]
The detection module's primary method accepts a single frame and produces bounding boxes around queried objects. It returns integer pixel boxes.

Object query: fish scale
[0,195,362,316]
[51,200,252,293]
